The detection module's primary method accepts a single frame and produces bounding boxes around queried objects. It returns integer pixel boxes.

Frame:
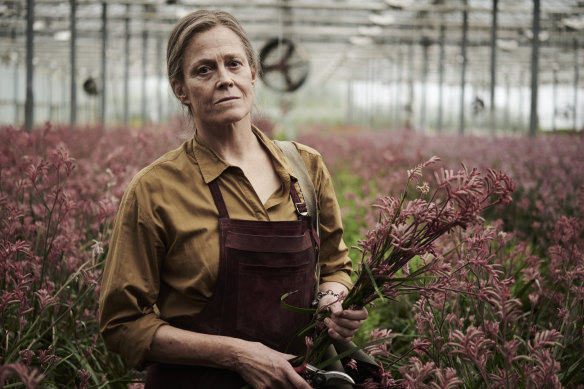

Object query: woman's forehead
[187,26,246,58]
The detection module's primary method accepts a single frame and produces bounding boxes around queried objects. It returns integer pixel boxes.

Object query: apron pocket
[226,231,312,253]
[235,261,312,350]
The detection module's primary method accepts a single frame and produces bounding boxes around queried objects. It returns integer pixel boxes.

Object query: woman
[98,9,368,389]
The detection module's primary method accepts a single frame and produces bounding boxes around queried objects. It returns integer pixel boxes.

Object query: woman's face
[173,25,256,130]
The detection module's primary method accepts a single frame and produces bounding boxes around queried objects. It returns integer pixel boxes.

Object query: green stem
[5,261,93,361]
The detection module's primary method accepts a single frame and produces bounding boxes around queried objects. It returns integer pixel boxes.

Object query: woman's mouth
[216,97,239,104]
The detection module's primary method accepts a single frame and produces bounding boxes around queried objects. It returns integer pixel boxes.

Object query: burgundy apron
[145,179,319,388]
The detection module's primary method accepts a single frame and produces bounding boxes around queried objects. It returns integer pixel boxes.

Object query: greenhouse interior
[2,1,584,388]
[1,0,583,134]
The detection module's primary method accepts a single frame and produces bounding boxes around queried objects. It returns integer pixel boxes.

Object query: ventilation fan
[259,38,309,92]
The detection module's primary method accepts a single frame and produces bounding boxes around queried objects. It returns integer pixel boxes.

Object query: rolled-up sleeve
[98,181,168,369]
[297,144,354,290]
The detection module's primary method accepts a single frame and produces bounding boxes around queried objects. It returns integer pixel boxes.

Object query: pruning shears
[294,362,355,388]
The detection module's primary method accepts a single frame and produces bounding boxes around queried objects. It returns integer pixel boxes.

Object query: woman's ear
[171,80,190,105]
[251,68,257,87]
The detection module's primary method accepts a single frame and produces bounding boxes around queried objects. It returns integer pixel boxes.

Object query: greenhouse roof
[1,0,583,89]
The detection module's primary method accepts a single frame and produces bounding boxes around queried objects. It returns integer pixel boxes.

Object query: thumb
[329,302,343,316]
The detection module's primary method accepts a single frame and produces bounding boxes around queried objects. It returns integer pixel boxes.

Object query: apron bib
[146,180,319,388]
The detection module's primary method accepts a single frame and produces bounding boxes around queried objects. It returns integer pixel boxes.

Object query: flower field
[299,127,584,388]
[1,121,583,388]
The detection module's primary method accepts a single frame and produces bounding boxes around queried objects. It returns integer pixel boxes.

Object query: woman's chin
[208,112,251,128]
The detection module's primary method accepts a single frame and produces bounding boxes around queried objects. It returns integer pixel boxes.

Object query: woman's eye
[197,66,211,75]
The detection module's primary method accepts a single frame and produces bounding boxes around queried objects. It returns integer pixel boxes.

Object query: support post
[394,50,402,126]
[141,29,148,124]
[347,80,354,124]
[70,0,77,126]
[505,73,510,130]
[47,69,53,121]
[24,0,35,132]
[124,5,130,125]
[459,0,468,135]
[489,0,498,138]
[520,70,526,130]
[574,38,579,132]
[13,56,19,124]
[420,37,430,133]
[157,34,164,123]
[528,0,540,137]
[552,65,557,132]
[100,2,107,128]
[407,42,414,130]
[438,24,445,133]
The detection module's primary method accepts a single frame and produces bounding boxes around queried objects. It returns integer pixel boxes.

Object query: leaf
[315,336,394,370]
[513,279,535,300]
[296,321,318,338]
[561,354,584,385]
[280,290,317,315]
[363,262,385,303]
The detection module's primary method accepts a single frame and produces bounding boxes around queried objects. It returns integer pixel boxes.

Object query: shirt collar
[189,126,298,185]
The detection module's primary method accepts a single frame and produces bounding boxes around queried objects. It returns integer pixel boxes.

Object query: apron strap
[289,181,308,218]
[273,140,319,236]
[208,180,230,219]
[208,178,308,220]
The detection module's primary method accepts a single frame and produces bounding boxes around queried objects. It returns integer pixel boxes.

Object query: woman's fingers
[317,296,368,342]
[323,307,369,342]
[284,364,313,389]
[325,317,360,338]
[331,307,368,327]
[326,325,356,343]
[235,343,311,389]
[336,306,369,320]
[324,316,360,338]
[327,315,362,330]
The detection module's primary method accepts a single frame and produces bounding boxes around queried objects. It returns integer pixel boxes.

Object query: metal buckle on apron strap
[295,202,309,216]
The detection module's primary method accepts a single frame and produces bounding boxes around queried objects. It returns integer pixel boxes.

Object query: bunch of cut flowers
[285,156,516,383]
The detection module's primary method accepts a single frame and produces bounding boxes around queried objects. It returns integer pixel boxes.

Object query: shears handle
[292,362,328,388]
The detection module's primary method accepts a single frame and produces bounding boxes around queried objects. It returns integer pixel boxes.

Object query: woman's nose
[216,66,233,88]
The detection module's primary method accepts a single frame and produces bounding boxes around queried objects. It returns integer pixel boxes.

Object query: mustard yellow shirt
[98,127,353,369]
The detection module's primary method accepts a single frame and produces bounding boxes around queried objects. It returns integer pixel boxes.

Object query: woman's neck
[196,116,259,165]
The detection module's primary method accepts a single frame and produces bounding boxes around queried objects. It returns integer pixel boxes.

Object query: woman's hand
[323,302,368,343]
[318,282,368,343]
[233,340,312,389]
[147,326,310,389]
